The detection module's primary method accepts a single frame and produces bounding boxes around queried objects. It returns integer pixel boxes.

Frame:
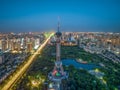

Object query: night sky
[0,0,120,32]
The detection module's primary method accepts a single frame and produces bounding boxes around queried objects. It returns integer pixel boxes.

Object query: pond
[62,59,100,70]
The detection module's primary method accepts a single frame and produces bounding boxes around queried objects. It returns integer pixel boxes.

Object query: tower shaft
[56,38,61,61]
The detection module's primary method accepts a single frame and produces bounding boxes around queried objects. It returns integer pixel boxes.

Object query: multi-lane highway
[1,33,54,90]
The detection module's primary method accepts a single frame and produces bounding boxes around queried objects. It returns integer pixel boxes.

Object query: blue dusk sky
[0,0,120,32]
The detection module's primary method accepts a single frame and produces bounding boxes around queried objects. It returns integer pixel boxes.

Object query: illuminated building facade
[27,42,33,52]
[2,39,7,52]
[0,51,4,64]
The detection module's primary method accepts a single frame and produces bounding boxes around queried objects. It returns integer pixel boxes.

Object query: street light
[31,80,40,87]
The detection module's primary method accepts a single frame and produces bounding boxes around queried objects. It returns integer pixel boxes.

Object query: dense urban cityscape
[0,31,120,90]
[0,0,120,90]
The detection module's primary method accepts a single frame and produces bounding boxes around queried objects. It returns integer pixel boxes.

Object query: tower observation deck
[48,18,68,90]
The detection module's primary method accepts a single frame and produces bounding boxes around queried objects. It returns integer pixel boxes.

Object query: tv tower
[48,17,68,90]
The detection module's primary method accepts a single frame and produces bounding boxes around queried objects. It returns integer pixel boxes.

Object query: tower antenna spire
[58,16,60,32]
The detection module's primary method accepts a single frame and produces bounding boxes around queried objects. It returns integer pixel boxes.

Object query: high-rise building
[11,40,15,51]
[17,40,21,51]
[0,51,4,64]
[0,39,2,50]
[34,38,40,49]
[2,39,7,52]
[27,42,32,52]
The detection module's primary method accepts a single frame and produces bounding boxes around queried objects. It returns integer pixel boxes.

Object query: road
[1,33,54,90]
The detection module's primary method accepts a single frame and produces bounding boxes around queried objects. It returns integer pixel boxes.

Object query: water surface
[62,59,99,70]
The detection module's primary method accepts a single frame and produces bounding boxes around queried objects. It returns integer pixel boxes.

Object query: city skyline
[0,0,120,33]
[0,32,120,90]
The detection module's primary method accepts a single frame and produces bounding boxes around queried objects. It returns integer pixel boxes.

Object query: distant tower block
[2,40,7,52]
[27,42,32,52]
[48,18,68,90]
[0,51,4,64]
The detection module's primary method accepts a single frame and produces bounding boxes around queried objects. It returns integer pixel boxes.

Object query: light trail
[1,33,54,90]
